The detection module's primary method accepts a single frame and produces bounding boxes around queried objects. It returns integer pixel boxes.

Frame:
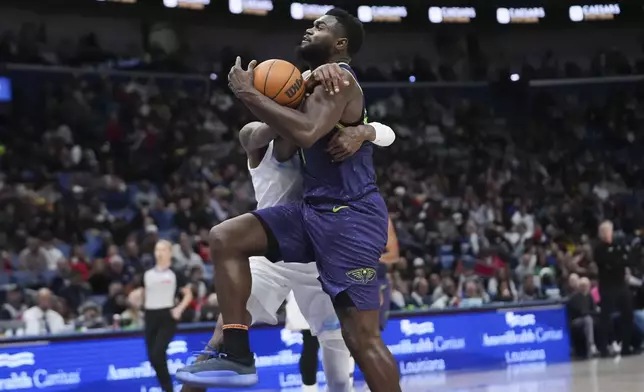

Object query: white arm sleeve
[368,122,396,147]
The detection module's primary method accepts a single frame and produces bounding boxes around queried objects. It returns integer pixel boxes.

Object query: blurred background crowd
[1,6,644,360]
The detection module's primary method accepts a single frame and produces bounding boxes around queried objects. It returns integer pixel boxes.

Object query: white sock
[302,384,318,392]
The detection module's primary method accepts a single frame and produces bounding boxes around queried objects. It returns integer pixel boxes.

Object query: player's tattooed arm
[230,57,353,148]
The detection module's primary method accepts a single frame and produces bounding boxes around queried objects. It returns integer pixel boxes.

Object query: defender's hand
[326,124,374,162]
[310,63,350,95]
[228,56,257,96]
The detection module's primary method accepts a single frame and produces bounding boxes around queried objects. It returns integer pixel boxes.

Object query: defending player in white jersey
[179,67,395,392]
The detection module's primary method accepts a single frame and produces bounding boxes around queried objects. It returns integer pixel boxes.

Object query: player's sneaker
[176,351,258,388]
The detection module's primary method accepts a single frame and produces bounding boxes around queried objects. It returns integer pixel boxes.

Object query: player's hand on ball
[327,125,367,162]
[311,63,350,95]
[228,56,257,96]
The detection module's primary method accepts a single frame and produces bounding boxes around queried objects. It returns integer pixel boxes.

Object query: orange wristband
[222,324,249,331]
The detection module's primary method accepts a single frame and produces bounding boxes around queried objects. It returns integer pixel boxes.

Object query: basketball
[253,59,305,108]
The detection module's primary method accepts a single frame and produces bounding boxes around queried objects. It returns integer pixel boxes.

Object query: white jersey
[249,141,302,209]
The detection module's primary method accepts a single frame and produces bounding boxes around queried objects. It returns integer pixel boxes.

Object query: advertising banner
[0,305,569,391]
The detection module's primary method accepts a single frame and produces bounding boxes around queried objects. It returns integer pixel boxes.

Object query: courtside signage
[569,4,620,22]
[229,0,273,15]
[428,7,476,23]
[357,5,408,23]
[0,306,569,391]
[496,7,546,24]
[290,3,334,20]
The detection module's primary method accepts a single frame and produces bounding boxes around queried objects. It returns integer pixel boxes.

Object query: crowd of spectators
[3,20,644,82]
[1,23,644,361]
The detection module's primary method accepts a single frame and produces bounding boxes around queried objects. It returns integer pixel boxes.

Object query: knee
[209,224,232,258]
[340,326,379,354]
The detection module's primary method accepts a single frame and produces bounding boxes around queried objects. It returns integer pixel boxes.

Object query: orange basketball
[254,59,305,108]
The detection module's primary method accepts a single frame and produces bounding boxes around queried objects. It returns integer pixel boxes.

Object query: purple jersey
[297,63,378,203]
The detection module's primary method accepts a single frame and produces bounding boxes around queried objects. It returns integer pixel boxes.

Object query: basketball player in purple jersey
[177,8,401,392]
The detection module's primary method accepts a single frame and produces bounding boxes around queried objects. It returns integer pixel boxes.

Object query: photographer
[594,221,635,356]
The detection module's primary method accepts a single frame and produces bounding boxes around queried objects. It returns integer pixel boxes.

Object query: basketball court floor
[263,356,644,392]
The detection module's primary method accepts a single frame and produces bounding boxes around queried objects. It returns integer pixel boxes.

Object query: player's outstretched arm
[229,57,351,148]
[326,122,396,161]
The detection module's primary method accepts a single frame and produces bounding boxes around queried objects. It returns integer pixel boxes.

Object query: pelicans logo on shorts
[346,268,377,284]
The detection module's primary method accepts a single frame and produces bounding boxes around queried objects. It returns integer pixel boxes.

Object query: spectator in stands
[518,275,543,302]
[69,245,90,280]
[123,239,145,274]
[88,258,112,295]
[432,278,458,309]
[199,293,219,322]
[595,220,636,356]
[59,270,91,314]
[120,288,144,330]
[50,259,72,295]
[389,277,410,310]
[459,281,486,308]
[187,265,208,301]
[493,281,516,303]
[52,297,75,325]
[75,301,108,331]
[23,288,67,335]
[515,253,536,284]
[565,273,581,296]
[102,282,127,322]
[0,286,27,320]
[18,237,48,273]
[172,232,203,271]
[134,180,159,209]
[41,232,64,271]
[540,270,561,300]
[108,255,132,285]
[487,267,517,301]
[409,278,432,309]
[568,277,599,357]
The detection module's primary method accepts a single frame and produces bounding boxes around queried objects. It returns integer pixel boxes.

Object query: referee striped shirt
[143,267,188,310]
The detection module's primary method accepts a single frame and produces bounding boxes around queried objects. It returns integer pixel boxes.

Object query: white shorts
[247,257,340,338]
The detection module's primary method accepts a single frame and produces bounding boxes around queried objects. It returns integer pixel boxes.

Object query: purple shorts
[251,192,388,311]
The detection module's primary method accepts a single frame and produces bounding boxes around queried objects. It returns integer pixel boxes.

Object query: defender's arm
[238,122,276,153]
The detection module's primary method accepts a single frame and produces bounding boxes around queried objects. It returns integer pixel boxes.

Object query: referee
[143,240,193,392]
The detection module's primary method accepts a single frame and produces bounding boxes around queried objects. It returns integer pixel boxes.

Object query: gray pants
[572,315,595,352]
